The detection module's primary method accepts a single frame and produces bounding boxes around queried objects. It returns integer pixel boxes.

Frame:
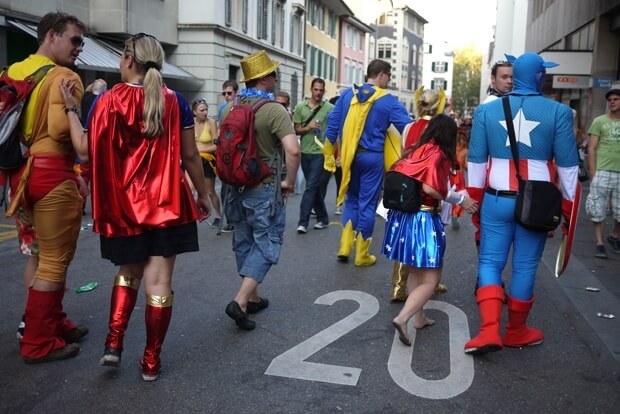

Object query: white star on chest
[500,108,539,147]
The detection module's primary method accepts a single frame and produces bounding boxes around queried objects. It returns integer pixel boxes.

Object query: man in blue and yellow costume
[323,60,411,266]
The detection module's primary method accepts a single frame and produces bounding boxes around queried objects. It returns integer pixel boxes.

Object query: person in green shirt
[292,78,334,233]
[586,88,620,258]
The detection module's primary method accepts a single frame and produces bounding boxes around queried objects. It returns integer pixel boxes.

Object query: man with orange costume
[6,12,88,363]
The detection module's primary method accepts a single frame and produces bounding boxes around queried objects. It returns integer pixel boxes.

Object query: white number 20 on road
[265,290,474,399]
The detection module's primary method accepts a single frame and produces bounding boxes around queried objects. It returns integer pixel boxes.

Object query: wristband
[64,106,79,114]
[457,194,467,205]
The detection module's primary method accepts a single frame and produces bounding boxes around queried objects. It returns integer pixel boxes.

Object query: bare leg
[142,256,175,296]
[205,176,221,218]
[593,221,604,245]
[23,255,38,296]
[392,268,442,344]
[234,277,260,313]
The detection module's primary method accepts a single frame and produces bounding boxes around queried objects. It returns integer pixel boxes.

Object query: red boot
[464,285,504,355]
[100,275,141,367]
[141,293,173,381]
[57,286,89,343]
[503,296,544,347]
[21,288,80,363]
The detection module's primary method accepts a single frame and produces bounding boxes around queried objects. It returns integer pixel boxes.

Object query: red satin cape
[89,83,198,237]
[392,142,450,201]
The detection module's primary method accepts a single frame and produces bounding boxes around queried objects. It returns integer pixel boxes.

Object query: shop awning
[7,19,198,80]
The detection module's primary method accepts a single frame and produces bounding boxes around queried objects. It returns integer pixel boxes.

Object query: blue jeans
[225,183,286,283]
[298,153,329,227]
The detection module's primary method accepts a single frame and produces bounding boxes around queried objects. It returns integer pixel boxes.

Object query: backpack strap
[251,98,284,216]
[29,65,55,84]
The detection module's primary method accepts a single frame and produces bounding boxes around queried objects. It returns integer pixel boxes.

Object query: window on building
[225,0,231,26]
[378,43,392,59]
[273,0,284,47]
[431,78,447,91]
[257,0,269,40]
[432,61,448,73]
[291,13,302,54]
[328,12,337,38]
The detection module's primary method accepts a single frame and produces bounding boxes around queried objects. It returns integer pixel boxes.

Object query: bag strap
[29,65,55,84]
[300,102,323,127]
[502,96,522,180]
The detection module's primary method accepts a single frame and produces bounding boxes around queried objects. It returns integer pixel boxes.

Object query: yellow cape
[337,85,401,206]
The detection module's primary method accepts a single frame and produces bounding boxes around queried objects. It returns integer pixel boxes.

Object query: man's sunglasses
[59,32,85,48]
[222,91,234,96]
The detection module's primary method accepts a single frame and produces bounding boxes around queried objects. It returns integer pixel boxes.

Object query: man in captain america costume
[464,52,579,355]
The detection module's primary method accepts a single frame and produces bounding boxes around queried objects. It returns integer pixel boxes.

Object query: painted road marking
[0,224,17,242]
[387,300,474,399]
[266,291,475,398]
[265,290,379,386]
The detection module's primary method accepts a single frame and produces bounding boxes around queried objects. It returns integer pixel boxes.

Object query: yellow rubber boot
[390,262,409,301]
[355,233,376,267]
[337,221,355,262]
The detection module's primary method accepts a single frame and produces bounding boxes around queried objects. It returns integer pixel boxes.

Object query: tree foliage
[452,45,482,116]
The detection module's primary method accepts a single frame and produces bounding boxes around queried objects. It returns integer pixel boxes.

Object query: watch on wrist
[64,106,79,114]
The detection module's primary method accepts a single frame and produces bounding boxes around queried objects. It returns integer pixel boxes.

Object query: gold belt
[419,204,440,212]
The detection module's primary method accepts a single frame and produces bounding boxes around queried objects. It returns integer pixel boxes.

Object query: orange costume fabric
[6,55,84,283]
[88,83,199,238]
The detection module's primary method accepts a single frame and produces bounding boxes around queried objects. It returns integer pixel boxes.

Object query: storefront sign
[552,75,591,89]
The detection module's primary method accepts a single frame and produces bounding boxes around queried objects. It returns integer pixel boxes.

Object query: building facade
[422,41,454,105]
[337,15,373,94]
[178,0,306,111]
[374,6,427,114]
[0,0,197,91]
[526,0,620,133]
[304,0,353,100]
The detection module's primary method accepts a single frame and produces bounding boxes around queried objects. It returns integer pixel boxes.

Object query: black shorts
[100,221,198,266]
[202,158,216,178]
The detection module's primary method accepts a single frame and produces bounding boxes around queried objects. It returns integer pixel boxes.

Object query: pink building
[338,15,374,93]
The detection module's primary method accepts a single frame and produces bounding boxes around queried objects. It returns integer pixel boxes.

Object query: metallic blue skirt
[381,209,446,268]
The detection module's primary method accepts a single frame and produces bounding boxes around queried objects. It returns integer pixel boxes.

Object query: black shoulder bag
[383,158,423,213]
[502,96,562,232]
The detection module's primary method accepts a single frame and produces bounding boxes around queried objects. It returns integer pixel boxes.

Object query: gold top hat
[239,50,280,83]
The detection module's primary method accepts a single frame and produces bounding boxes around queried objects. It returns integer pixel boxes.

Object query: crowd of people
[1,10,618,382]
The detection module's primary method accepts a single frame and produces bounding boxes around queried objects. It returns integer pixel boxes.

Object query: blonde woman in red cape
[62,33,210,381]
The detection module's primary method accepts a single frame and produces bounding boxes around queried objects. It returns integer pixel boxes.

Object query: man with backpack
[219,50,300,331]
[3,12,89,363]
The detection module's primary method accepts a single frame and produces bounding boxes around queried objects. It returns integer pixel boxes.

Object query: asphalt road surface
[1,187,619,413]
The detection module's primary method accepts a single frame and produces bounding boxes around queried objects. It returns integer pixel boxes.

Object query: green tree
[452,45,482,116]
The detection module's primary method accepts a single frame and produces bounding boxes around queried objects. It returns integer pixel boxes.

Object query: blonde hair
[124,34,165,137]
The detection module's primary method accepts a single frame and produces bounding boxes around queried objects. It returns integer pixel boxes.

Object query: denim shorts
[225,183,286,282]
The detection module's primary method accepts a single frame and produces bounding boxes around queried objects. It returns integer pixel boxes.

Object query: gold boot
[355,233,376,267]
[337,221,355,262]
[391,262,409,301]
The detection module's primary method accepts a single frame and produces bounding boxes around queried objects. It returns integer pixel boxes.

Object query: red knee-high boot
[503,295,544,348]
[21,288,80,364]
[464,285,504,355]
[100,275,141,367]
[141,293,173,381]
